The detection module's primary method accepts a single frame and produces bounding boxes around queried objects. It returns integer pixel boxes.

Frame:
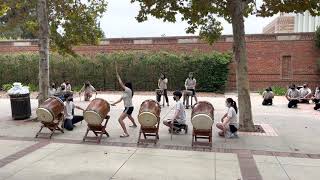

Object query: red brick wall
[1,33,319,91]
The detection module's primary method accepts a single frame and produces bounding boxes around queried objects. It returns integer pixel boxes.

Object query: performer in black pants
[63,93,84,131]
[156,73,169,106]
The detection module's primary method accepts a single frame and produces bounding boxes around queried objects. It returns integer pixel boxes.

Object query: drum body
[138,99,161,127]
[191,101,214,130]
[184,90,193,96]
[155,89,163,95]
[36,96,64,123]
[84,98,110,126]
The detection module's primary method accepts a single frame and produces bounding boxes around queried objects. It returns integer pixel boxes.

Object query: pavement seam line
[275,156,292,180]
[109,148,138,180]
[3,143,65,180]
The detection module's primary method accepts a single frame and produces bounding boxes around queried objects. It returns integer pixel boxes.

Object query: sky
[100,0,278,38]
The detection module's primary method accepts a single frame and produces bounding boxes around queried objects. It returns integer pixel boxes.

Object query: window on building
[281,55,292,79]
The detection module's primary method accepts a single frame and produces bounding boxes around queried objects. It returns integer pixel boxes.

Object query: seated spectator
[48,83,56,97]
[65,80,72,91]
[285,84,300,108]
[299,83,312,103]
[262,87,274,106]
[313,86,320,110]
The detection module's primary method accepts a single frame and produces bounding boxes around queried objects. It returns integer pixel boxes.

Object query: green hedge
[0,51,232,92]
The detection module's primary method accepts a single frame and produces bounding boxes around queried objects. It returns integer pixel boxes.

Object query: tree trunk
[229,0,255,131]
[37,0,50,105]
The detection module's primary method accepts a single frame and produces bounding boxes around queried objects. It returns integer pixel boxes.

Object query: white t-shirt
[48,88,56,96]
[122,87,133,107]
[81,85,96,94]
[299,88,311,98]
[262,91,274,100]
[66,84,72,91]
[158,78,168,90]
[64,101,75,120]
[315,88,320,99]
[175,100,186,124]
[286,89,300,99]
[227,107,238,129]
[185,78,196,89]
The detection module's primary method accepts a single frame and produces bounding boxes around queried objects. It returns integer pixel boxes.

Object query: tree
[131,0,320,131]
[316,25,320,48]
[0,0,107,103]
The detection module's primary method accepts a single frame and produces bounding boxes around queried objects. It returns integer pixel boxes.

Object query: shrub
[0,52,232,92]
[1,84,12,91]
[259,86,287,96]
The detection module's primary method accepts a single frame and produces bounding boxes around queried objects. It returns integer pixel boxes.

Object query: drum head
[138,112,158,127]
[36,108,54,123]
[84,111,103,126]
[191,114,213,130]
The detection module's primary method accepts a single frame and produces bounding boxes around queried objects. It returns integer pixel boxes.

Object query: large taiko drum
[191,101,214,130]
[84,98,110,126]
[36,96,64,123]
[138,99,161,127]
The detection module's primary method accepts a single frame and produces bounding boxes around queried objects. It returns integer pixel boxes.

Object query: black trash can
[9,93,31,120]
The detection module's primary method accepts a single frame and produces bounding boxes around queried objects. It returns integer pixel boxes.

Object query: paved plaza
[0,92,319,180]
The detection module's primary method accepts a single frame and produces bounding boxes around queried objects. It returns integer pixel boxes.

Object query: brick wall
[0,33,319,91]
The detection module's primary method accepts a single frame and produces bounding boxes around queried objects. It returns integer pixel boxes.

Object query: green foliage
[316,26,320,49]
[1,84,12,91]
[0,52,232,92]
[0,0,107,54]
[131,0,320,45]
[259,86,287,96]
[27,83,38,92]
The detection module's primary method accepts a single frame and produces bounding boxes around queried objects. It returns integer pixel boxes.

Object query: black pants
[288,100,299,108]
[64,115,84,131]
[262,99,273,106]
[314,103,320,110]
[156,89,168,103]
[229,125,238,133]
[312,99,319,104]
[299,99,310,104]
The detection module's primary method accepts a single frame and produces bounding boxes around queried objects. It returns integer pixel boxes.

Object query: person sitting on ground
[79,81,97,101]
[285,84,300,108]
[55,84,67,101]
[48,83,56,97]
[299,83,312,103]
[63,93,84,131]
[262,87,274,106]
[216,98,239,138]
[111,66,137,138]
[313,86,320,110]
[65,80,72,91]
[163,90,187,134]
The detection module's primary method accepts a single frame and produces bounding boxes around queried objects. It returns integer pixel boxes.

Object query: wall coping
[0,32,315,46]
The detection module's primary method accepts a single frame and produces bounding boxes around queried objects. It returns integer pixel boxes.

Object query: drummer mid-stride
[111,66,137,138]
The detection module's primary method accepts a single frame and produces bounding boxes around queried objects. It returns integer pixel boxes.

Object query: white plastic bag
[8,82,30,95]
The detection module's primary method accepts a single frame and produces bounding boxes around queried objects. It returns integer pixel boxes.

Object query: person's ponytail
[226,98,238,114]
[232,101,238,114]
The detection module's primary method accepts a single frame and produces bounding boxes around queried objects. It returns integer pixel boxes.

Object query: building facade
[262,14,295,34]
[294,11,320,32]
[0,33,319,91]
